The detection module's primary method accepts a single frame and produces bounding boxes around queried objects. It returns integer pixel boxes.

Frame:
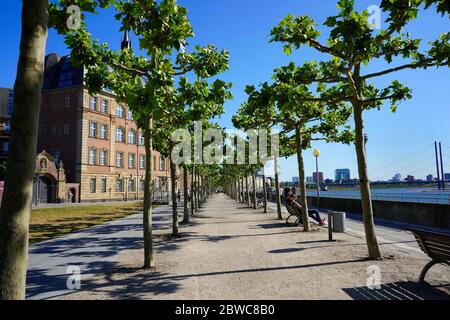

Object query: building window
[116,105,125,118]
[128,129,136,144]
[3,121,11,133]
[101,99,109,113]
[128,178,136,192]
[139,154,145,169]
[65,96,71,108]
[115,178,124,192]
[138,131,144,145]
[100,177,107,193]
[89,148,97,165]
[128,153,136,168]
[7,90,13,116]
[140,179,145,192]
[58,71,74,88]
[100,149,107,166]
[116,152,124,168]
[51,125,57,136]
[2,142,9,152]
[90,96,98,111]
[64,124,69,135]
[90,177,96,193]
[100,124,108,139]
[89,121,97,137]
[127,110,133,120]
[159,157,165,171]
[153,156,156,171]
[115,127,124,142]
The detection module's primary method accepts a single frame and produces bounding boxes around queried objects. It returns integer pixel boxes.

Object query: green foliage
[52,0,231,127]
[269,0,449,114]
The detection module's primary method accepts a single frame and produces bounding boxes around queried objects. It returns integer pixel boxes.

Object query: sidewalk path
[265,202,424,256]
[48,194,449,300]
[26,204,174,300]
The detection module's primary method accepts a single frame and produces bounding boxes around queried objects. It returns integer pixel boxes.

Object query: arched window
[88,148,97,165]
[116,105,125,118]
[115,127,124,142]
[138,131,144,145]
[128,129,136,144]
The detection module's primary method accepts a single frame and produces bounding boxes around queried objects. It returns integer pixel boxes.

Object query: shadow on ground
[343,281,450,300]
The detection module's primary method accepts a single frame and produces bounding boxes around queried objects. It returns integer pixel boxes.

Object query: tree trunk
[236,177,241,202]
[182,165,189,223]
[274,155,282,220]
[262,168,268,213]
[241,178,245,203]
[194,172,199,210]
[353,102,382,259]
[252,174,257,209]
[142,115,155,269]
[295,125,310,231]
[170,157,178,236]
[0,0,48,300]
[245,176,250,206]
[240,178,244,203]
[190,166,195,215]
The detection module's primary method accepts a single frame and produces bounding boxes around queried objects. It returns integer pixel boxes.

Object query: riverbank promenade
[27,194,449,300]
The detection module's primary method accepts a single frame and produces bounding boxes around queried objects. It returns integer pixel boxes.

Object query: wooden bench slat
[422,240,450,252]
[421,235,450,245]
[424,246,450,259]
[407,227,450,282]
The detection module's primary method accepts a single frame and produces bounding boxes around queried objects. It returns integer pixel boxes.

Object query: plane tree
[153,77,232,235]
[234,79,352,231]
[270,0,449,257]
[51,0,230,268]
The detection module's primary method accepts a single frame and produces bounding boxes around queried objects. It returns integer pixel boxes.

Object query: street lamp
[313,148,320,208]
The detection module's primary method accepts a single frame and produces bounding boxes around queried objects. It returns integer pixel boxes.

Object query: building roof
[43,54,84,90]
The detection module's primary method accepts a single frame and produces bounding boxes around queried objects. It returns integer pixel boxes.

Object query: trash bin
[332,211,346,233]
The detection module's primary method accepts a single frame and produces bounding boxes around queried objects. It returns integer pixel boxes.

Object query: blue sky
[0,0,449,181]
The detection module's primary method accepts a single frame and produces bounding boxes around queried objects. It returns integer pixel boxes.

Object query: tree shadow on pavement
[268,248,305,254]
[32,261,182,300]
[343,281,450,300]
[252,223,295,229]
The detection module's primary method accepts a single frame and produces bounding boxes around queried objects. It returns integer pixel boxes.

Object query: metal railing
[262,190,450,205]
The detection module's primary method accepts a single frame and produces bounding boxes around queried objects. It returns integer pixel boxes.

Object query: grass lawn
[30,202,143,243]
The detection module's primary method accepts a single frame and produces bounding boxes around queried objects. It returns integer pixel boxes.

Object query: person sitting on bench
[282,187,291,204]
[286,193,325,226]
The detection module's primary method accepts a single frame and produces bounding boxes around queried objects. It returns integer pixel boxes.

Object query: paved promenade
[27,194,449,300]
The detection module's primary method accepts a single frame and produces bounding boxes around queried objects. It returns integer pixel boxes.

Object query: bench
[407,227,450,282]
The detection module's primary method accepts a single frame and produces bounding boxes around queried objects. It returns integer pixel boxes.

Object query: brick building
[36,33,175,203]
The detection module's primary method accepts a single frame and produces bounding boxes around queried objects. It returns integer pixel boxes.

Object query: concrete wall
[307,196,450,230]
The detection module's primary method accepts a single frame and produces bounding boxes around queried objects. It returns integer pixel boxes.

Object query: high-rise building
[335,168,350,182]
[426,174,434,182]
[444,173,450,181]
[392,173,402,182]
[306,176,314,183]
[292,177,299,183]
[312,172,324,184]
[406,175,415,183]
[0,88,13,164]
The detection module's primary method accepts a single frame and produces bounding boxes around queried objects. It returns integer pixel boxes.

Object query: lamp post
[313,148,320,208]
